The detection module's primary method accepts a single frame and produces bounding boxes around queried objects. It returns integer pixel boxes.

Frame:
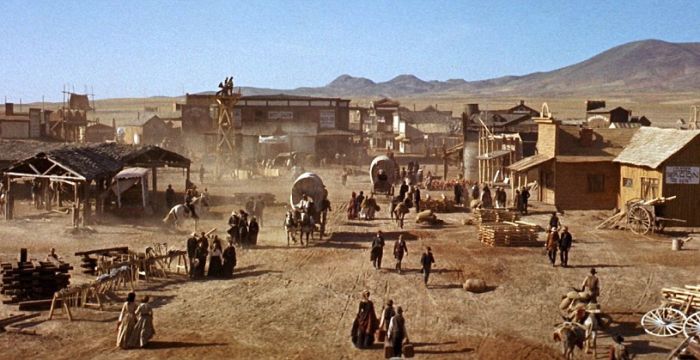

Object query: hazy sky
[1,0,699,101]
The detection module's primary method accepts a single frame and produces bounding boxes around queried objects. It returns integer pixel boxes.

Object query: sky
[1,0,699,101]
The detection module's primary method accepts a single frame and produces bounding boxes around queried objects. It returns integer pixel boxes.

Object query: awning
[316,129,356,137]
[556,155,614,163]
[111,167,149,208]
[114,167,150,179]
[507,154,553,172]
[476,149,512,160]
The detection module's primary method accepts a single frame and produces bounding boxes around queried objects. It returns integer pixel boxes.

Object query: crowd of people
[227,210,261,247]
[351,291,410,358]
[186,232,237,279]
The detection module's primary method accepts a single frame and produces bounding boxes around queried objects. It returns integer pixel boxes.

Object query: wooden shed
[613,127,700,226]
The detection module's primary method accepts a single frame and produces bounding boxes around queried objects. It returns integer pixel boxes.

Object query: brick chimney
[579,128,594,147]
[5,103,14,116]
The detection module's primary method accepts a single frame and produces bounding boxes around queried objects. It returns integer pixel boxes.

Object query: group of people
[369,231,436,285]
[186,232,237,279]
[116,292,155,349]
[468,182,530,213]
[399,160,423,186]
[545,213,574,267]
[351,291,410,358]
[227,210,260,247]
[347,191,380,221]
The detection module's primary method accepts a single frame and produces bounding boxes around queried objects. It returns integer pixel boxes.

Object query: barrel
[671,238,682,251]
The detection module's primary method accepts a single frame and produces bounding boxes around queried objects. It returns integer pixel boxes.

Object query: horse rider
[184,189,198,219]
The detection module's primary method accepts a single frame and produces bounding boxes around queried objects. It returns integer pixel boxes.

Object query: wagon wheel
[628,206,652,235]
[641,307,687,337]
[683,312,700,338]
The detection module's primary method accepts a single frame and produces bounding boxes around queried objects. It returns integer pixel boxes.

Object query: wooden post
[5,178,13,220]
[151,167,157,209]
[82,181,91,225]
[442,144,448,180]
[186,166,190,188]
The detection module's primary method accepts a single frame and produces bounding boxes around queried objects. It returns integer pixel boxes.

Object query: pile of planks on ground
[1,249,72,304]
[76,247,129,275]
[474,208,519,224]
[422,196,458,213]
[661,285,700,312]
[478,221,540,247]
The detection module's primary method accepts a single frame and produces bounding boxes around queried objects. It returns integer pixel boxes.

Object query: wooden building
[614,127,700,226]
[367,98,400,150]
[507,108,637,210]
[85,123,115,143]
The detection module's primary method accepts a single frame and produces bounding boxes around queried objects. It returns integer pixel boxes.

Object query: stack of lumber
[478,222,539,247]
[660,285,700,311]
[1,250,72,304]
[474,209,519,224]
[75,247,129,275]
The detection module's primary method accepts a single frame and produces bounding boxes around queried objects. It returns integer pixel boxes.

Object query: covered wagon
[290,172,329,236]
[369,155,398,196]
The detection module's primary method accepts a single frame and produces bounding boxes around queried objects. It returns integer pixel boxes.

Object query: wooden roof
[614,127,700,169]
[508,154,554,172]
[557,126,638,158]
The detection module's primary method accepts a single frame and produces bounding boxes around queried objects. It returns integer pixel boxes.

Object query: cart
[369,155,398,196]
[290,172,329,237]
[625,197,686,235]
[641,285,700,338]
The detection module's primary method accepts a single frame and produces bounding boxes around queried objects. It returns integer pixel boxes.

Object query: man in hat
[371,231,385,270]
[581,268,600,302]
[549,212,561,231]
[559,226,573,267]
[420,246,435,286]
[165,184,176,210]
[608,335,630,360]
[388,306,409,358]
[393,235,408,273]
[546,227,560,267]
[186,233,198,278]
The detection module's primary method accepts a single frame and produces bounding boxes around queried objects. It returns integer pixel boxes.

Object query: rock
[463,278,487,293]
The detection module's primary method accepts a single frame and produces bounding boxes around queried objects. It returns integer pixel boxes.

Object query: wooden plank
[74,247,129,257]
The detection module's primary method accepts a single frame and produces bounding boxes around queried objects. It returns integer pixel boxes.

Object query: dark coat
[559,231,573,250]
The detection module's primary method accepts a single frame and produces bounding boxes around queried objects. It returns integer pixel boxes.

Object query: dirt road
[0,166,697,359]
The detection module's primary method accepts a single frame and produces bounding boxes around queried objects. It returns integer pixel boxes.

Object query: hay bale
[463,278,487,293]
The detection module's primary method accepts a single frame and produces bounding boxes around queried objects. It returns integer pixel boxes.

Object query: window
[587,174,605,193]
[641,177,659,200]
[623,178,633,188]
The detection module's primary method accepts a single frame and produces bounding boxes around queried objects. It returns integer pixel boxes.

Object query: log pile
[661,285,700,311]
[1,249,72,304]
[478,222,539,247]
[75,247,129,275]
[474,209,519,224]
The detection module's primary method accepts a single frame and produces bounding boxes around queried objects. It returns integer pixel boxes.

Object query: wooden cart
[641,285,700,338]
[625,197,686,235]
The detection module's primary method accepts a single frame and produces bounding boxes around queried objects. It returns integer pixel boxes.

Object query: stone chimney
[579,128,594,147]
[534,103,560,157]
[5,103,14,116]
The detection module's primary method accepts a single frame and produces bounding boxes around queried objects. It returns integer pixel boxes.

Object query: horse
[299,211,314,246]
[162,194,209,231]
[285,210,298,246]
[552,322,587,360]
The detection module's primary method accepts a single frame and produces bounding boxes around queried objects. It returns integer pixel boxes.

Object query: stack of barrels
[0,249,72,303]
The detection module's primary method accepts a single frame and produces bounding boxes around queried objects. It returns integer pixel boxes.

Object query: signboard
[666,166,700,184]
[319,110,336,129]
[268,111,293,121]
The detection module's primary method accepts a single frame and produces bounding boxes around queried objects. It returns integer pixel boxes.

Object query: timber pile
[661,285,700,311]
[474,209,519,224]
[422,196,458,213]
[1,249,72,304]
[75,247,129,275]
[478,222,539,247]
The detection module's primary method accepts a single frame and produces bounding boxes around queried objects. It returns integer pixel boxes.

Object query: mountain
[234,39,700,98]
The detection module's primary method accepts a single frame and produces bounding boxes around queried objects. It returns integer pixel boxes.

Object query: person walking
[193,240,208,279]
[393,235,408,273]
[207,237,224,278]
[549,212,561,231]
[341,168,348,186]
[222,239,236,278]
[371,231,385,270]
[454,182,463,205]
[355,191,365,217]
[546,227,560,267]
[378,299,396,333]
[351,290,378,349]
[420,246,435,286]
[116,292,137,349]
[581,268,601,302]
[388,306,409,358]
[559,226,573,267]
[514,189,522,213]
[480,185,493,208]
[248,217,260,246]
[398,180,409,201]
[471,182,480,201]
[413,186,421,213]
[128,295,155,348]
[165,184,176,210]
[520,186,530,214]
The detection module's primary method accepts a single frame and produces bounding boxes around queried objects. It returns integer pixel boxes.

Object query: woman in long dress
[351,290,378,349]
[207,237,224,278]
[116,292,137,349]
[222,240,236,278]
[128,296,155,348]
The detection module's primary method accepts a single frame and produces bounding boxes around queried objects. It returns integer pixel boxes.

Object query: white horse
[285,210,298,246]
[163,194,209,231]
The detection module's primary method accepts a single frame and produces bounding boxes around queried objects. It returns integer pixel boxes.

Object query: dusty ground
[0,164,698,360]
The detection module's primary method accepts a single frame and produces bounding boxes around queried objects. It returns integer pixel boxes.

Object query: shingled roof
[613,127,700,169]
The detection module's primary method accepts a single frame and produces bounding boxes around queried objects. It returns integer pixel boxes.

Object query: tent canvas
[111,167,150,208]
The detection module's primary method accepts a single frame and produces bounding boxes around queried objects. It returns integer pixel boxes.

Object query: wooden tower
[214,77,241,178]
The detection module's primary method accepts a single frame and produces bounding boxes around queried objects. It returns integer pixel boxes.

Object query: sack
[375,328,386,342]
[403,341,414,358]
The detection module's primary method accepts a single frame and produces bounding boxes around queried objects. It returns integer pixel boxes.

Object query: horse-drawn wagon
[289,172,329,242]
[641,285,700,338]
[369,155,398,196]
